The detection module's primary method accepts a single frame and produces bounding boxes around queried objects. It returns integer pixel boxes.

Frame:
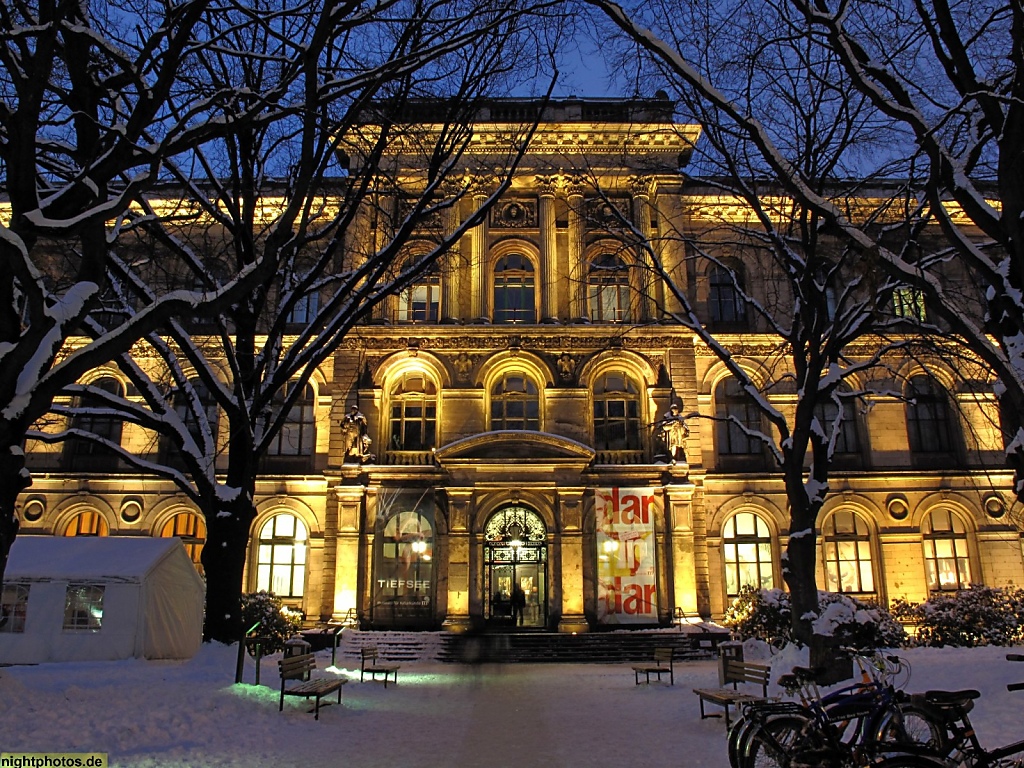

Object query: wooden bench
[631,647,676,685]
[360,646,400,687]
[692,658,771,726]
[278,652,346,720]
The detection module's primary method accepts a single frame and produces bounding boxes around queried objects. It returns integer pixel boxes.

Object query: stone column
[630,175,656,322]
[565,176,587,322]
[440,184,462,323]
[333,484,366,621]
[470,190,489,321]
[442,489,473,630]
[557,488,589,632]
[537,175,559,322]
[663,478,699,617]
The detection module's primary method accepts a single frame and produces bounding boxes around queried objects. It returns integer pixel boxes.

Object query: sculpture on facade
[342,405,374,463]
[658,403,689,464]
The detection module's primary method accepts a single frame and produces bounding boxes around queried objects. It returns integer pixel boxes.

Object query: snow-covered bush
[240,591,302,656]
[891,586,1024,647]
[723,586,906,648]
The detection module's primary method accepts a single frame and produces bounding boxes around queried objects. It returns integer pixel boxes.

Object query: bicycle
[909,653,1024,768]
[737,650,947,768]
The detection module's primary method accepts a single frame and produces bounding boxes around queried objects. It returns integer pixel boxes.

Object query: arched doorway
[483,506,547,628]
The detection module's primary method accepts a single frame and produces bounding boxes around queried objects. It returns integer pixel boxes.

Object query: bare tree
[587,0,1024,509]
[30,0,557,643]
[0,0,286,586]
[577,0,973,643]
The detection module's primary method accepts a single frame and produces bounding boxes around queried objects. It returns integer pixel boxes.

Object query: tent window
[0,583,29,633]
[63,584,104,632]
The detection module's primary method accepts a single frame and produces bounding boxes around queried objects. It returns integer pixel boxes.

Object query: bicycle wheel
[873,701,950,755]
[728,713,755,768]
[741,714,813,768]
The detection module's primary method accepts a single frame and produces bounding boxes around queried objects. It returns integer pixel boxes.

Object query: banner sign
[372,489,435,627]
[596,487,658,624]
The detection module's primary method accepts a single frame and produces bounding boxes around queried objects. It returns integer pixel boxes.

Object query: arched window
[708,264,747,329]
[822,510,874,593]
[397,262,440,323]
[388,373,437,451]
[722,512,774,597]
[893,286,927,322]
[65,376,125,471]
[922,509,972,591]
[715,378,762,457]
[255,514,307,597]
[63,510,109,537]
[160,512,207,573]
[592,371,641,450]
[268,382,315,458]
[161,378,219,466]
[906,375,957,458]
[493,254,535,324]
[587,254,631,322]
[490,372,540,431]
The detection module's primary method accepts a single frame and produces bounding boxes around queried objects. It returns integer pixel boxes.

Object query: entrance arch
[483,506,548,628]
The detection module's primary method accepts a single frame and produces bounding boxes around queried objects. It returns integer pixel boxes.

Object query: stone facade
[17,98,1023,632]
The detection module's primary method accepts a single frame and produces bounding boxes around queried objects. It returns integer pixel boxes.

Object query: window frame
[388,373,438,451]
[922,508,972,592]
[492,253,536,324]
[489,371,541,431]
[592,371,642,451]
[254,514,309,598]
[821,510,875,594]
[722,512,775,598]
[587,253,631,323]
[0,583,30,634]
[63,583,105,632]
[708,264,748,329]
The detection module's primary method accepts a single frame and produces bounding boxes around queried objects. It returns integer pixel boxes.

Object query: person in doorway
[511,585,527,626]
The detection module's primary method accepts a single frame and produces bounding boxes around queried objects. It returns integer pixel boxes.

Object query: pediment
[434,431,596,462]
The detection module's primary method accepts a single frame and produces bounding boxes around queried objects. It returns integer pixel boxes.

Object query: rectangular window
[63,584,104,632]
[893,287,926,321]
[1,583,29,633]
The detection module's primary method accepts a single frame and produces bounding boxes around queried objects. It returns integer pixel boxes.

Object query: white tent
[1,536,205,663]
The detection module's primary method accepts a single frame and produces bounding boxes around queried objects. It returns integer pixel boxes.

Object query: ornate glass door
[483,506,547,628]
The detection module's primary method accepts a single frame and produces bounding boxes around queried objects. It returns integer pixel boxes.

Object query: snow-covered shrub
[723,586,906,649]
[891,586,1024,647]
[722,586,792,647]
[240,591,302,656]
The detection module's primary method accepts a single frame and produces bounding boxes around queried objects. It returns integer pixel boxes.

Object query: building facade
[16,98,1024,632]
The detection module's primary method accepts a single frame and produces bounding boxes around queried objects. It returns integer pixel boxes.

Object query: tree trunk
[201,492,257,644]
[0,433,31,585]
[782,461,822,647]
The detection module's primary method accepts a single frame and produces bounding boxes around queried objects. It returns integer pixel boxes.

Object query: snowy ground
[2,639,1023,768]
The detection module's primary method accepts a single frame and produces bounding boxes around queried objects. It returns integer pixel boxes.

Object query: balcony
[383,450,434,466]
[594,450,646,465]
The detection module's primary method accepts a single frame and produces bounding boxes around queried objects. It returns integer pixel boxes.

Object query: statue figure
[658,403,689,464]
[342,405,374,463]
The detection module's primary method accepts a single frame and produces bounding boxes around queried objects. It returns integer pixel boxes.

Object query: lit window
[63,584,104,632]
[493,254,535,323]
[0,584,29,633]
[723,512,774,597]
[397,267,440,323]
[708,265,747,328]
[587,254,631,322]
[63,511,109,537]
[389,374,437,451]
[268,382,315,457]
[906,375,957,456]
[923,509,971,591]
[822,511,874,593]
[160,512,206,573]
[593,371,641,450]
[255,514,308,597]
[893,286,927,321]
[490,372,540,431]
[716,378,762,456]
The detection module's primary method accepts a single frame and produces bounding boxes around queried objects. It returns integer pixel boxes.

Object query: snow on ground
[2,639,1023,768]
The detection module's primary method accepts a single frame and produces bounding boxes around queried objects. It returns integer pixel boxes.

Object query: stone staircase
[300,627,727,665]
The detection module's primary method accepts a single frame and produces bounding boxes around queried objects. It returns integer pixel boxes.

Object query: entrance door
[483,506,547,628]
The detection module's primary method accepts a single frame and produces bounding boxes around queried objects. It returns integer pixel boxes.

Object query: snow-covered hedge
[891,585,1024,647]
[240,591,302,656]
[723,586,906,649]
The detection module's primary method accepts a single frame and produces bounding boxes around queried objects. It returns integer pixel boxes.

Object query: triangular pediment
[434,431,596,462]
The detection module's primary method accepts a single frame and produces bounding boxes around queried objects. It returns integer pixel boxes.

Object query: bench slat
[278,652,345,720]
